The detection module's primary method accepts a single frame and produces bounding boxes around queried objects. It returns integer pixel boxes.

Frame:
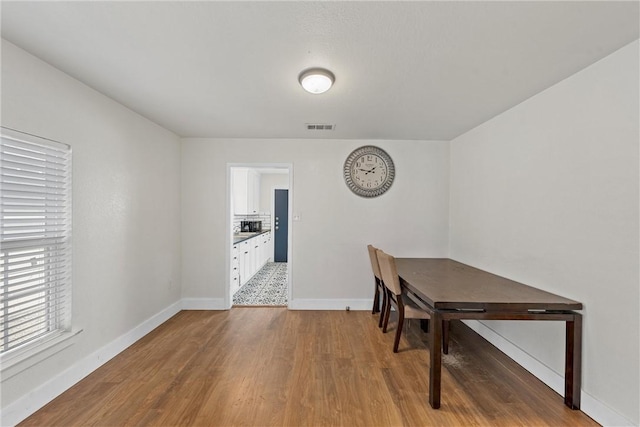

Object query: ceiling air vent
[306,123,335,131]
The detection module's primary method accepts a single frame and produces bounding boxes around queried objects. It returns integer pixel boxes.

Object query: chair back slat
[367,244,382,279]
[376,250,402,295]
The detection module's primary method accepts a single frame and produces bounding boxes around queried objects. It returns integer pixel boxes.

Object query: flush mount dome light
[299,68,335,94]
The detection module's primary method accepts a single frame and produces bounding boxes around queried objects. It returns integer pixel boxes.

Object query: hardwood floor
[20,309,598,426]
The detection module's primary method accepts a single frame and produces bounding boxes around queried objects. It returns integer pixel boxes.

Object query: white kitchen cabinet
[232,168,261,214]
[250,237,260,276]
[261,231,271,264]
[258,234,265,265]
[250,170,261,213]
[236,232,271,287]
[239,240,251,286]
[251,170,260,212]
[230,244,240,294]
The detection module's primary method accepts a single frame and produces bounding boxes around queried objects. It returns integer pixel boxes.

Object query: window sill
[1,329,83,382]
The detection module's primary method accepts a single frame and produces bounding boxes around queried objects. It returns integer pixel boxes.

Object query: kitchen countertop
[233,229,271,245]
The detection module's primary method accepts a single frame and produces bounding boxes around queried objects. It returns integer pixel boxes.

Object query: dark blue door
[274,189,288,262]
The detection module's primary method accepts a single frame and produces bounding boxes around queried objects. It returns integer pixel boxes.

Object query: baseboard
[288,298,371,311]
[463,320,634,427]
[181,298,373,311]
[1,300,182,427]
[181,298,227,310]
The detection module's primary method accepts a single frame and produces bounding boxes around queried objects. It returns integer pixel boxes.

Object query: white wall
[449,40,639,425]
[259,173,289,215]
[1,40,182,417]
[181,139,450,307]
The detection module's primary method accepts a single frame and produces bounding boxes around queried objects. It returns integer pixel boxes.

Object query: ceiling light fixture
[299,68,335,94]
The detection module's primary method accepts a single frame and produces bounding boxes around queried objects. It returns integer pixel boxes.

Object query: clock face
[343,146,395,197]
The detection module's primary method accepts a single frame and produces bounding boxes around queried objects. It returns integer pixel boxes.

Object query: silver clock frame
[343,145,395,198]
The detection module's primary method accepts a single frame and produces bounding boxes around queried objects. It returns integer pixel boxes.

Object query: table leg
[442,320,450,355]
[429,311,442,409]
[420,319,429,332]
[564,313,582,409]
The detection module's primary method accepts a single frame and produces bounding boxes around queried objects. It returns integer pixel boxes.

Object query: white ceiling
[1,1,638,141]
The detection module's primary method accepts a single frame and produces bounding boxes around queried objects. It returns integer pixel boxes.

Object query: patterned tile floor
[233,262,288,306]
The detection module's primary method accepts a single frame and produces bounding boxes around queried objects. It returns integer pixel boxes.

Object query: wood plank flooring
[19,309,598,426]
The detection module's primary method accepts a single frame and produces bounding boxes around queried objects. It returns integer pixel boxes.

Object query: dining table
[395,258,583,410]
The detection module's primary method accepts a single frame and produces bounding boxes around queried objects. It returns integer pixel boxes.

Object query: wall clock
[343,145,395,197]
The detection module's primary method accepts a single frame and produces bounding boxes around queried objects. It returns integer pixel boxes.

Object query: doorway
[228,164,291,308]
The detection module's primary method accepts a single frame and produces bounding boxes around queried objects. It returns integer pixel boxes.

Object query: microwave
[241,220,262,232]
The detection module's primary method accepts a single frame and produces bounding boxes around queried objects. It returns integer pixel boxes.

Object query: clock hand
[358,167,377,175]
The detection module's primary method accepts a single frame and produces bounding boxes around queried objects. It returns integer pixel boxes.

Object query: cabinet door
[252,170,260,214]
[250,237,260,276]
[261,233,269,265]
[240,241,250,285]
[231,274,240,294]
[233,169,260,214]
[232,169,249,214]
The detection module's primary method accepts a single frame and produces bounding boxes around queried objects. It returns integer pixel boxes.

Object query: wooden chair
[376,249,432,353]
[367,244,387,328]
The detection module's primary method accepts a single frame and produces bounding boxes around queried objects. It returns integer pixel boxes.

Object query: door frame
[226,163,293,309]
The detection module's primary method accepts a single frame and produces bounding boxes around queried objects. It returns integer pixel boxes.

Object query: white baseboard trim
[288,298,371,311]
[463,320,634,427]
[1,300,182,427]
[181,298,227,310]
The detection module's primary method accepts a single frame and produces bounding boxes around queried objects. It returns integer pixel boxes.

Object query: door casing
[226,163,293,309]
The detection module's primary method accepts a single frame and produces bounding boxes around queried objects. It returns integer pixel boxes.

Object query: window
[1,127,72,355]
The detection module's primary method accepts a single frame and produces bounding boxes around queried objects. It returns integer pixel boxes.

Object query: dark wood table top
[395,258,582,312]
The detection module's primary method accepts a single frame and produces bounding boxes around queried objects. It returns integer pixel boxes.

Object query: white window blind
[1,127,72,355]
